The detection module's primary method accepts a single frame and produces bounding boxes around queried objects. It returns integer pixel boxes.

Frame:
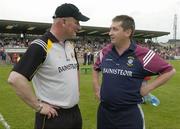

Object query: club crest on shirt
[127,56,134,67]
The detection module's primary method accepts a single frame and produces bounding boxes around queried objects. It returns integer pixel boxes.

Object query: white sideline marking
[0,113,10,129]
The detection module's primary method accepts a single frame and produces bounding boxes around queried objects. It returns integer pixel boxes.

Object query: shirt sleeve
[93,44,113,71]
[12,42,47,81]
[93,51,102,71]
[143,50,173,75]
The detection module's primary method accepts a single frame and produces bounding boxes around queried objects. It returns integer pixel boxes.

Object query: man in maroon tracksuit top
[93,15,176,129]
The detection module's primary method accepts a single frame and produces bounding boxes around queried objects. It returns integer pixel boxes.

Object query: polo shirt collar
[44,31,59,43]
[112,40,136,52]
[129,40,136,51]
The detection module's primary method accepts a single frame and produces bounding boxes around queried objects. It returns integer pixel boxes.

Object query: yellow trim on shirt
[47,39,53,52]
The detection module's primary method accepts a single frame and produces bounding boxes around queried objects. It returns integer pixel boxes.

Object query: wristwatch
[36,102,43,113]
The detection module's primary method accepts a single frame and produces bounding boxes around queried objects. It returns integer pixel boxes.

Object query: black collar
[44,31,59,43]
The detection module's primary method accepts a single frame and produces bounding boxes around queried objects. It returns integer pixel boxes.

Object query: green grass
[0,61,180,129]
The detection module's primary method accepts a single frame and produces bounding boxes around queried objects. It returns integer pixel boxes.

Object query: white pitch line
[0,113,10,129]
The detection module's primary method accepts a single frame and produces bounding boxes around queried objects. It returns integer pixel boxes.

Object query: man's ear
[63,19,66,24]
[126,29,132,37]
[61,18,66,26]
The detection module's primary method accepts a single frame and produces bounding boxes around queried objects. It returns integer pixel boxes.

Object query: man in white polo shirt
[8,3,89,129]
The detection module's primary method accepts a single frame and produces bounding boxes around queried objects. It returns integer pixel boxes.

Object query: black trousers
[34,105,82,129]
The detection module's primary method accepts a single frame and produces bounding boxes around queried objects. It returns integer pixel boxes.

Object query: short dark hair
[112,15,135,38]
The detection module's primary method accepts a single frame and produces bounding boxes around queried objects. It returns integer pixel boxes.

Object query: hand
[140,84,151,96]
[39,102,59,119]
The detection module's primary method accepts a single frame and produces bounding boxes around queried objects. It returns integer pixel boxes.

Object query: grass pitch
[0,60,179,129]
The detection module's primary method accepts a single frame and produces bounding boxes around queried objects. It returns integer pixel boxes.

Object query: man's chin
[66,35,78,41]
[71,34,76,38]
[111,41,115,44]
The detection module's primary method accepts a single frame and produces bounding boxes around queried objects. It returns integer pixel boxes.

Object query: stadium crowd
[0,36,180,65]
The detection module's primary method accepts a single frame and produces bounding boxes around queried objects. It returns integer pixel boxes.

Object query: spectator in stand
[83,50,87,65]
[90,51,94,64]
[87,51,91,65]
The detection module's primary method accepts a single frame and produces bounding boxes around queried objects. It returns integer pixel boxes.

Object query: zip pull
[64,41,70,61]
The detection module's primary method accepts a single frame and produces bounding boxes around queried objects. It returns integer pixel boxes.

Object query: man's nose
[109,31,112,36]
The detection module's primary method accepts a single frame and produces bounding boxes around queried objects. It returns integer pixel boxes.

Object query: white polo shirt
[13,31,79,108]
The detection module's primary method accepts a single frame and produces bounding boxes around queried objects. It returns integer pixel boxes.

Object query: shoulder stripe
[143,50,154,62]
[143,50,155,67]
[31,39,47,51]
[143,50,152,61]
